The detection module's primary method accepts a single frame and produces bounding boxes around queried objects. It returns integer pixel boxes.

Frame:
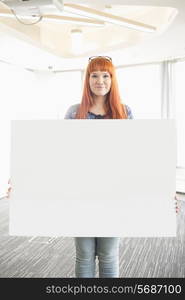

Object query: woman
[64,56,133,278]
[6,56,179,278]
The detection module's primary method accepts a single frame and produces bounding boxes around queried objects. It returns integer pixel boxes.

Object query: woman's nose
[97,76,104,84]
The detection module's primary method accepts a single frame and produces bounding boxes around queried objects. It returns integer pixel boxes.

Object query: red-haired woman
[6,56,180,278]
[65,56,133,278]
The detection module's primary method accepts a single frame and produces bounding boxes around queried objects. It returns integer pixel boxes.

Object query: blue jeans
[74,237,120,278]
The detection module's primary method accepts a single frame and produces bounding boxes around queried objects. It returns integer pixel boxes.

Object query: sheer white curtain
[161,61,175,119]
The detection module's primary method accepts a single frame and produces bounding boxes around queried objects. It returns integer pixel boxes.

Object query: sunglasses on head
[88,56,112,62]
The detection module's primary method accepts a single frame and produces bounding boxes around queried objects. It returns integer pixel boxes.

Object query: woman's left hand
[174,194,180,214]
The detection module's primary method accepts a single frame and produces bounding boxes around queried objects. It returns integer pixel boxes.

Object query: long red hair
[75,57,128,119]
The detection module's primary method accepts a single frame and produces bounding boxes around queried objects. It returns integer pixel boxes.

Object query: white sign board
[9,120,176,237]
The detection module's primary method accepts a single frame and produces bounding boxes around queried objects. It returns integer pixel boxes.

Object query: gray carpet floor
[0,195,185,278]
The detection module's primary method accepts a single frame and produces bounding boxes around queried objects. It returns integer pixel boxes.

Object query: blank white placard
[9,120,176,237]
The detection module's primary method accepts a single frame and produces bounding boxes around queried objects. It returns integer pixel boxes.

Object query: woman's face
[89,71,111,97]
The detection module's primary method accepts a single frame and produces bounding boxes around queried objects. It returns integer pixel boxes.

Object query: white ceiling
[0,0,185,70]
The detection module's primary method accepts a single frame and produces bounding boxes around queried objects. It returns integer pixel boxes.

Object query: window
[116,64,162,119]
[174,61,185,167]
[52,71,82,118]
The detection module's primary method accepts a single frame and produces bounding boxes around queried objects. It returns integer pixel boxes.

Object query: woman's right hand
[6,179,12,199]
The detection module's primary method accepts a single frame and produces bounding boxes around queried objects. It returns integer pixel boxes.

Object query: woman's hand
[6,179,11,199]
[174,194,180,214]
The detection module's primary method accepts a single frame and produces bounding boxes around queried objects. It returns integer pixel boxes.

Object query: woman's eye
[91,74,110,79]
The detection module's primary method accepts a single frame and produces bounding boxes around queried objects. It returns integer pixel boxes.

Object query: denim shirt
[64,103,133,119]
